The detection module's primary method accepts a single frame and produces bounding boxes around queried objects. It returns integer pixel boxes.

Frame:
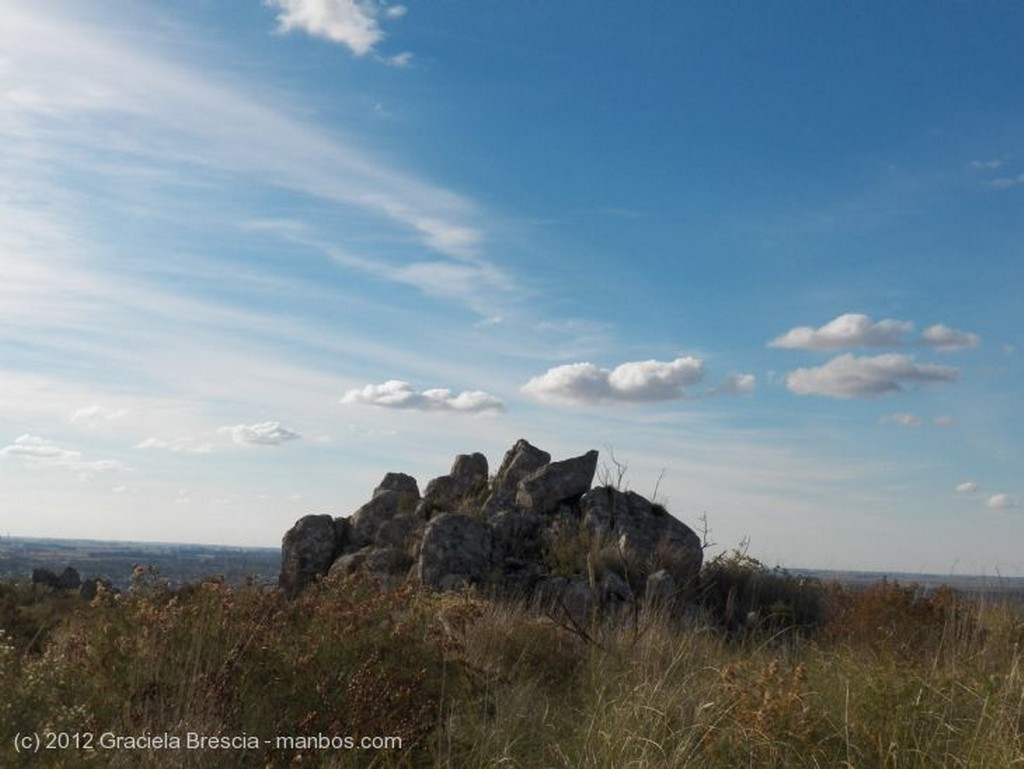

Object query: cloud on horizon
[986,493,1019,510]
[785,353,958,399]
[341,380,505,413]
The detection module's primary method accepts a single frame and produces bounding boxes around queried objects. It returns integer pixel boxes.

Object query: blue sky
[1,0,1021,575]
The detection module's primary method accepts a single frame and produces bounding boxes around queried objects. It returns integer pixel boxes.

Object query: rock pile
[280,440,703,621]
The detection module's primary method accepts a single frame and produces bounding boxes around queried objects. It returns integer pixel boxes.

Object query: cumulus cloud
[986,494,1019,510]
[956,481,979,494]
[785,354,958,399]
[266,0,406,57]
[70,405,128,426]
[135,437,214,454]
[879,412,920,427]
[770,313,913,350]
[521,357,706,405]
[218,421,302,446]
[341,380,505,413]
[919,324,981,352]
[1,434,126,473]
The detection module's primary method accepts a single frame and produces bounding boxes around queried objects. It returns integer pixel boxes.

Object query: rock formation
[279,440,704,616]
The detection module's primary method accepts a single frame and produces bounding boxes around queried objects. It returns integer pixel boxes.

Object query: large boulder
[373,472,420,499]
[279,514,343,597]
[482,439,551,517]
[579,487,702,590]
[516,449,599,515]
[348,489,419,548]
[420,452,489,517]
[415,513,493,590]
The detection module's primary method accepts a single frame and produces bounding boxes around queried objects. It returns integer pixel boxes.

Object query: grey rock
[492,439,551,494]
[579,487,702,590]
[422,452,489,516]
[373,472,420,499]
[600,570,633,611]
[539,576,596,631]
[279,514,341,597]
[645,569,678,609]
[517,449,599,515]
[481,439,551,517]
[415,512,493,590]
[375,512,426,554]
[349,489,419,548]
[329,547,373,578]
[490,510,546,564]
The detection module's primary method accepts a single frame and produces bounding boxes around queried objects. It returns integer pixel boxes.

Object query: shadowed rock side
[279,440,704,620]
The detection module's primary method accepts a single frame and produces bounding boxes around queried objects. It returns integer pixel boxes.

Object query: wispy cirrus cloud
[136,437,215,454]
[785,354,957,399]
[70,405,128,426]
[879,412,920,427]
[1,434,127,473]
[985,174,1024,190]
[2,3,481,261]
[341,380,504,414]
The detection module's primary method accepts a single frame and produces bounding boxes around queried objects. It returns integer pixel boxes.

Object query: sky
[1,0,1021,575]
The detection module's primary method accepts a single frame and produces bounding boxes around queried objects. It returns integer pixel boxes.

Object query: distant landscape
[4,536,1024,607]
[0,536,280,589]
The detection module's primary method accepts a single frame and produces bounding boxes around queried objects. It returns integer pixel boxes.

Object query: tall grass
[2,569,1022,768]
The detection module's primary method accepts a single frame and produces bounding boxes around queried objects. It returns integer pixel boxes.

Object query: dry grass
[2,568,1023,768]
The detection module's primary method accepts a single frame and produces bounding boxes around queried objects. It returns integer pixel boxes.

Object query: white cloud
[969,159,1003,170]
[956,481,979,494]
[933,415,956,427]
[385,5,407,19]
[340,380,504,413]
[70,404,128,426]
[770,313,913,350]
[985,174,1024,190]
[1,434,127,473]
[135,437,214,454]
[267,0,384,56]
[785,354,958,399]
[986,494,1018,510]
[381,51,413,68]
[919,324,981,352]
[218,421,302,446]
[712,373,757,396]
[879,412,920,427]
[521,357,706,405]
